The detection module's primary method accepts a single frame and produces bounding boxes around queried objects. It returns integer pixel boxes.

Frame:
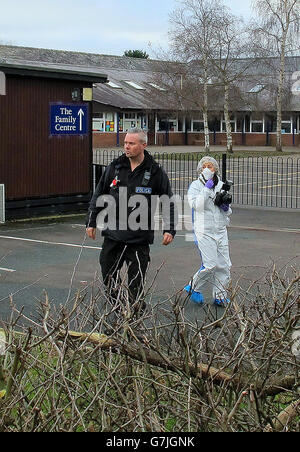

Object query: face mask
[202,167,214,180]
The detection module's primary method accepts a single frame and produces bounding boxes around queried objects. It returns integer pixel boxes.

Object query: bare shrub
[0,262,299,432]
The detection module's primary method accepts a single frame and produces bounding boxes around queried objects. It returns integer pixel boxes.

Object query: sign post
[50,104,88,135]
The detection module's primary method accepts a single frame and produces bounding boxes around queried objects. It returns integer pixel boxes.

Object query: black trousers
[99,238,150,303]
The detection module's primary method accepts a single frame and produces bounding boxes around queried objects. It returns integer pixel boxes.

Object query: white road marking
[0,267,16,272]
[176,225,300,236]
[0,235,102,250]
[229,225,300,234]
[175,215,300,236]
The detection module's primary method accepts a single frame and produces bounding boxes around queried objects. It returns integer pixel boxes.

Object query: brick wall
[156,132,186,146]
[93,131,300,148]
[93,132,127,148]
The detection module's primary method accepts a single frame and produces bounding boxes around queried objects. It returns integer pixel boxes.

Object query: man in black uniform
[86,128,176,309]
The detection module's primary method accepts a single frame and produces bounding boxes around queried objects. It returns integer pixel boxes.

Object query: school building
[0,45,299,219]
[1,45,299,150]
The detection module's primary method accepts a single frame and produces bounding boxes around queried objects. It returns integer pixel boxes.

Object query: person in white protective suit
[184,156,232,306]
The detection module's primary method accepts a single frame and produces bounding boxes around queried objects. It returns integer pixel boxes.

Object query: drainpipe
[292,118,295,146]
[165,119,169,146]
[213,118,217,145]
[266,121,270,146]
[116,112,120,147]
[242,116,246,145]
[184,116,188,145]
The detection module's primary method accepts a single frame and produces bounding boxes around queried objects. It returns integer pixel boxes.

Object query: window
[252,122,264,133]
[250,113,264,133]
[92,113,104,132]
[148,82,166,91]
[157,115,178,132]
[123,80,145,90]
[125,113,136,119]
[168,120,178,132]
[208,119,221,132]
[107,81,122,89]
[266,115,293,133]
[236,118,243,132]
[190,117,221,132]
[265,115,277,132]
[190,115,204,132]
[178,116,184,132]
[93,113,115,132]
[281,122,292,134]
[221,116,236,133]
[119,113,147,132]
[106,113,114,121]
[186,118,191,132]
[105,113,115,132]
[93,118,104,132]
[192,120,204,132]
[251,121,264,133]
[248,84,265,93]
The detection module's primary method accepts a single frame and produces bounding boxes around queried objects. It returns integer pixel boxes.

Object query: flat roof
[0,61,107,84]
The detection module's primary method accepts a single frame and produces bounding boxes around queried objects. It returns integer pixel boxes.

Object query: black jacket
[86,150,177,245]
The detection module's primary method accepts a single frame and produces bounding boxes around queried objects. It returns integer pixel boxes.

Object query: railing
[226,156,300,209]
[93,150,300,209]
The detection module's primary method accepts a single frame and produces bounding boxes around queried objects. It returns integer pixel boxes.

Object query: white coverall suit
[185,173,232,305]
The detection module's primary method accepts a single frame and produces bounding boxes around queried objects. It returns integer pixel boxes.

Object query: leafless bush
[0,262,299,432]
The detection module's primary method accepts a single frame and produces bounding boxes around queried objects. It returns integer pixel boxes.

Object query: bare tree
[168,0,225,152]
[251,0,300,151]
[208,10,254,153]
[168,0,254,153]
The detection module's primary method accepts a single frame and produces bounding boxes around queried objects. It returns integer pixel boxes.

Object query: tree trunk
[61,329,299,398]
[276,32,288,152]
[224,82,233,153]
[203,79,210,152]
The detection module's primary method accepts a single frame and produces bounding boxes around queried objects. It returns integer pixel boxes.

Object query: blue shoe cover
[214,298,230,307]
[183,285,204,304]
[190,291,204,304]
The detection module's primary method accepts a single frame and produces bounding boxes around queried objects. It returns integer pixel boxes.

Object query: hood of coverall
[197,156,220,175]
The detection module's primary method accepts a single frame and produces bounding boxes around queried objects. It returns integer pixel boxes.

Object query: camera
[214,180,233,206]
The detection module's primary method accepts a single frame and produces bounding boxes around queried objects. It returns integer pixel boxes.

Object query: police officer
[86,128,176,309]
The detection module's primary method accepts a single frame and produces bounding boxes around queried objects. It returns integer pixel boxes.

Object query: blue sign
[50,104,88,135]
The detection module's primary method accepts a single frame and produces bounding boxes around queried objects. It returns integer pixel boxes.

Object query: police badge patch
[135,187,152,194]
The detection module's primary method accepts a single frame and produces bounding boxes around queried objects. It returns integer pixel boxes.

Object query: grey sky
[0,0,254,56]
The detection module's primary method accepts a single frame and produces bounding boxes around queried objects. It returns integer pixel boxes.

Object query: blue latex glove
[220,203,229,212]
[205,179,214,189]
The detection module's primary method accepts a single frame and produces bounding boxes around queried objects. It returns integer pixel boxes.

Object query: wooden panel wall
[0,75,91,199]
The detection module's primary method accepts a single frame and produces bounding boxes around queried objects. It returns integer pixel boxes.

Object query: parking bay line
[0,267,16,273]
[229,225,300,234]
[175,224,300,236]
[0,235,102,250]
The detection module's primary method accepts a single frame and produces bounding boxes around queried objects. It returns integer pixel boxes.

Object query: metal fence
[93,150,300,209]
